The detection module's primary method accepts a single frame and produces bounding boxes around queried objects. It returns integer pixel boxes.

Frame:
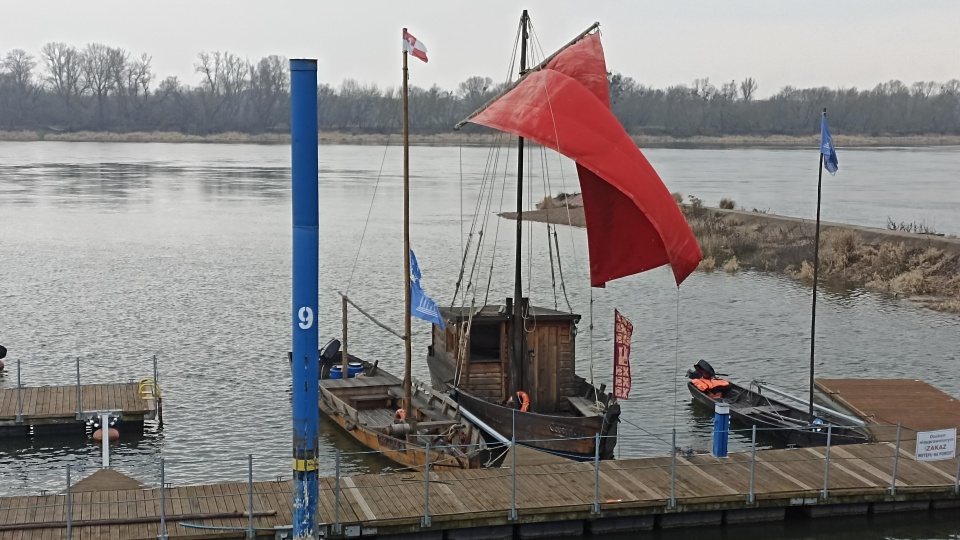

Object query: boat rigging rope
[345,100,400,295]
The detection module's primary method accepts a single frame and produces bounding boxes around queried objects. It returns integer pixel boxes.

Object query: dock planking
[3,442,957,539]
[816,378,960,442]
[0,383,155,428]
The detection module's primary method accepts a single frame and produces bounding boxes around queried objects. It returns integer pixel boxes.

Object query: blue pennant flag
[410,279,445,330]
[410,248,422,282]
[820,114,839,175]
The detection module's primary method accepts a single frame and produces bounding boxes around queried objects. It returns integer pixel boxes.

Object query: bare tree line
[1,43,959,137]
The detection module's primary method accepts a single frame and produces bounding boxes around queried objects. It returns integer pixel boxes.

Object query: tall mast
[809,108,827,417]
[510,10,529,400]
[402,31,413,422]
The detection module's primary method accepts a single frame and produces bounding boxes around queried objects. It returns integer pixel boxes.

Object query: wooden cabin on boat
[428,298,590,414]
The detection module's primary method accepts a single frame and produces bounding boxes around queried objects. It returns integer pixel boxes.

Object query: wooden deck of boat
[0,382,155,426]
[816,378,960,443]
[2,442,958,539]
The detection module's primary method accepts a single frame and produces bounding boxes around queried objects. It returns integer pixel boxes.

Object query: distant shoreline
[2,129,960,148]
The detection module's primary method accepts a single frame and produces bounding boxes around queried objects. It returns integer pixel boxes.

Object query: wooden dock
[816,378,960,442]
[0,382,158,436]
[1,441,957,539]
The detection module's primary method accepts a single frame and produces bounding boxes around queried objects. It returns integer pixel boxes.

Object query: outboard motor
[694,359,717,380]
[319,339,341,380]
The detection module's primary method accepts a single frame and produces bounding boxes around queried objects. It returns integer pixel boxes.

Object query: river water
[1,142,958,537]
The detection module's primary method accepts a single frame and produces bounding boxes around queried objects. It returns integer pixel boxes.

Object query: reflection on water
[1,142,958,538]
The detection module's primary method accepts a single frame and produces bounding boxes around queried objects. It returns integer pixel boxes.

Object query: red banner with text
[613,310,633,400]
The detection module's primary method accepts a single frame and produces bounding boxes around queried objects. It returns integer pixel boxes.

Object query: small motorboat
[686,360,871,447]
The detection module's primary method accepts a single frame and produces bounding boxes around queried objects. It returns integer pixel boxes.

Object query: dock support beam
[290,57,320,540]
[822,425,832,500]
[889,422,901,496]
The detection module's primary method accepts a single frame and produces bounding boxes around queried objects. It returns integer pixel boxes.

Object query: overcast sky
[5,1,958,97]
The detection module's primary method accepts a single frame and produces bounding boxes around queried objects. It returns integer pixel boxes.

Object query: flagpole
[809,108,827,417]
[402,29,413,423]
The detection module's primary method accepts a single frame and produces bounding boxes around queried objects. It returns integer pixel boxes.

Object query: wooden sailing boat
[313,29,489,470]
[426,12,702,460]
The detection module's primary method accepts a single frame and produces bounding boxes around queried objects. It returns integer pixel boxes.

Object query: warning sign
[915,428,956,462]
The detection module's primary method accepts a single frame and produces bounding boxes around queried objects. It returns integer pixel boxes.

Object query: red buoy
[92,428,120,442]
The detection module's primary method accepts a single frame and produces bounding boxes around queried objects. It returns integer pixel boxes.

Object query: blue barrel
[347,362,363,378]
[329,365,344,379]
[713,402,730,458]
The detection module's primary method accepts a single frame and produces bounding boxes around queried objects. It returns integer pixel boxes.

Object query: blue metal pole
[290,58,319,540]
[713,403,730,458]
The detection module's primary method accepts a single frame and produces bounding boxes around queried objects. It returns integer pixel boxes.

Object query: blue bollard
[713,403,730,458]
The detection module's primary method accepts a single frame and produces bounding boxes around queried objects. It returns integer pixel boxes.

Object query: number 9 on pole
[298,306,314,330]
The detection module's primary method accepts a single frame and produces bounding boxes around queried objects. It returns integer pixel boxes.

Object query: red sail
[470,33,701,286]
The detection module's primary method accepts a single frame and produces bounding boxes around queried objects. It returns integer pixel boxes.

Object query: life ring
[393,409,406,423]
[514,391,530,413]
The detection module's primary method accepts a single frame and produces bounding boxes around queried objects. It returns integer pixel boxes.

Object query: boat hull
[454,389,619,460]
[319,394,483,470]
[315,356,488,470]
[687,381,870,446]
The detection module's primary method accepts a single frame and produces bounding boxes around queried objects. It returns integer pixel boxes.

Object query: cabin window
[469,324,501,363]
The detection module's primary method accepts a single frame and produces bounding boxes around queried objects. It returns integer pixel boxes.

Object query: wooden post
[401,30,413,424]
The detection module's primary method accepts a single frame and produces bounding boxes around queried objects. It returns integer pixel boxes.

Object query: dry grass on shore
[508,194,960,314]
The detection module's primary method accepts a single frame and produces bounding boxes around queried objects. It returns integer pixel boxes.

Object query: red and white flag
[402,29,428,63]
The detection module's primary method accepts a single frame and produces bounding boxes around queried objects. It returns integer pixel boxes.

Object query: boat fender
[458,432,468,452]
[394,408,406,423]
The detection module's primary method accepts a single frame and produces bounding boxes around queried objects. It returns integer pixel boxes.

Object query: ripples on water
[1,143,958,506]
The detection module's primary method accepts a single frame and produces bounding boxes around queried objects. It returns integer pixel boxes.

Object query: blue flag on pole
[410,249,422,282]
[409,249,444,330]
[820,114,839,175]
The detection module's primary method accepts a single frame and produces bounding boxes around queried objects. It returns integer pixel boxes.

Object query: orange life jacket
[692,378,730,396]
